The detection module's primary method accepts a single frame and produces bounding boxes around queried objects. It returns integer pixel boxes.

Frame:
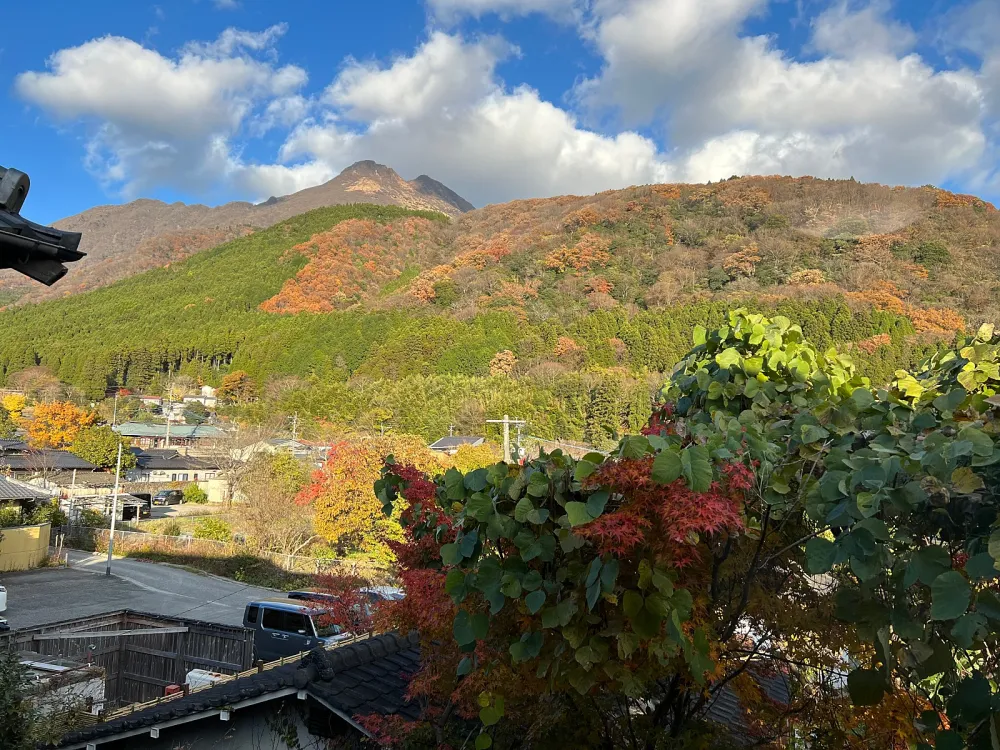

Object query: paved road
[1,551,279,629]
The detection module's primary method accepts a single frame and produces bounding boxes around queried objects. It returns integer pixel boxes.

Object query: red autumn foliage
[585,456,748,568]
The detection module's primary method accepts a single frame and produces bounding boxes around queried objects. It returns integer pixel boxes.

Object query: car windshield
[311,614,343,638]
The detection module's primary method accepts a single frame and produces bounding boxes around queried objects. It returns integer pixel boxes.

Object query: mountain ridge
[0,161,472,305]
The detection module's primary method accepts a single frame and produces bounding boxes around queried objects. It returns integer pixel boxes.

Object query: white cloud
[426,0,581,23]
[16,27,306,197]
[17,2,1000,212]
[810,1,916,58]
[214,0,240,9]
[326,32,513,121]
[575,0,989,185]
[265,32,673,206]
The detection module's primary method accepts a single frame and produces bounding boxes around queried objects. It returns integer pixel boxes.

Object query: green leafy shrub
[29,500,67,527]
[0,505,22,528]
[912,239,951,267]
[77,508,109,528]
[193,517,231,542]
[183,484,209,504]
[706,267,728,291]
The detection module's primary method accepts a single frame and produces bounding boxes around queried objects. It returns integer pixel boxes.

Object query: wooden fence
[1,610,254,708]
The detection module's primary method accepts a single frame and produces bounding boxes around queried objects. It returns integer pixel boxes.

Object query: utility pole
[111,390,119,427]
[164,366,173,449]
[448,424,455,437]
[291,412,299,441]
[486,414,525,463]
[105,441,123,577]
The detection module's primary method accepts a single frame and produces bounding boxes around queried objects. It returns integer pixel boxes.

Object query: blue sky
[4,0,999,225]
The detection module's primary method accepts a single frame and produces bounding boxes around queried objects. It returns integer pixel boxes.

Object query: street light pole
[105,441,123,576]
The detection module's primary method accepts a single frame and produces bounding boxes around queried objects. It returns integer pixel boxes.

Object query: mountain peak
[342,160,397,177]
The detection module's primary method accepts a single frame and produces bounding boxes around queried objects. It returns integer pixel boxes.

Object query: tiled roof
[0,438,29,451]
[702,669,791,744]
[115,422,225,439]
[0,450,97,471]
[429,436,484,450]
[56,632,421,748]
[136,454,219,471]
[41,471,118,488]
[0,475,53,501]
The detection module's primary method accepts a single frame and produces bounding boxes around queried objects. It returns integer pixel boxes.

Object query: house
[55,632,421,749]
[181,386,217,410]
[0,474,56,520]
[245,437,330,465]
[126,449,227,503]
[429,435,485,455]
[0,447,98,479]
[114,422,225,450]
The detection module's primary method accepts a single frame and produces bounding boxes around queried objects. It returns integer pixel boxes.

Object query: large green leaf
[564,502,594,527]
[651,450,682,484]
[847,668,885,706]
[800,424,830,444]
[681,445,713,492]
[951,467,985,494]
[715,348,741,369]
[930,571,971,621]
[525,590,546,614]
[805,537,836,574]
[454,609,476,646]
[907,546,952,587]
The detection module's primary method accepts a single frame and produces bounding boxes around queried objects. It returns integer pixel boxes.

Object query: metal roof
[0,450,98,471]
[428,436,484,450]
[115,422,225,439]
[0,475,54,501]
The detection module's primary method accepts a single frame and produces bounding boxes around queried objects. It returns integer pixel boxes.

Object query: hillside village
[4,0,1000,745]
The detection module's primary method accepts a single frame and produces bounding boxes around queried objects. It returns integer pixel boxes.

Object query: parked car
[152,489,183,506]
[287,587,405,605]
[243,599,351,662]
[0,583,6,613]
[131,493,152,518]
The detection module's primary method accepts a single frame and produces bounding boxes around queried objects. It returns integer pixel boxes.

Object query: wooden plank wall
[2,610,253,707]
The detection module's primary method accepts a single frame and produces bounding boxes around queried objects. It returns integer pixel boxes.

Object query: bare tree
[208,419,282,506]
[235,452,314,556]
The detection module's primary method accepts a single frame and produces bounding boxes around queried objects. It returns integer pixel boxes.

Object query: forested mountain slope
[0,175,994,445]
[0,161,472,305]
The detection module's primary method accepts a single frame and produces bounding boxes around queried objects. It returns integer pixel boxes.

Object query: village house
[114,422,225,451]
[428,434,485,455]
[54,633,421,750]
[126,448,227,503]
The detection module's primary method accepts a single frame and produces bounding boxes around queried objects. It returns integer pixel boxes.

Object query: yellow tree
[445,442,502,473]
[26,402,97,448]
[299,434,441,564]
[1,394,25,422]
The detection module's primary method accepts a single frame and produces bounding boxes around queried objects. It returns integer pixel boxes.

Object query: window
[180,473,188,481]
[171,474,177,482]
[246,605,258,624]
[261,607,312,635]
[193,474,199,482]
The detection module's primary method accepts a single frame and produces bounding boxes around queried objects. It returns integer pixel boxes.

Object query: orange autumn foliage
[26,401,97,449]
[544,233,612,272]
[933,189,997,212]
[261,217,439,313]
[723,244,763,278]
[847,281,965,335]
[855,333,892,354]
